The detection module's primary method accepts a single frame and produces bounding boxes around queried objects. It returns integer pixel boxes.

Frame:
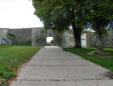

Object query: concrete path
[10,46,113,86]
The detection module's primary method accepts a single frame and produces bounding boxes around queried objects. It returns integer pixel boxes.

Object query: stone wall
[31,28,71,47]
[62,30,113,48]
[32,27,46,46]
[0,28,8,39]
[86,30,113,48]
[103,30,113,47]
[49,30,70,47]
[61,31,70,47]
[8,29,32,45]
[81,33,87,47]
[86,32,96,47]
[0,28,71,46]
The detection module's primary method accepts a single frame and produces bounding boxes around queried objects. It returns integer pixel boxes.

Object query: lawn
[64,48,113,72]
[0,46,40,86]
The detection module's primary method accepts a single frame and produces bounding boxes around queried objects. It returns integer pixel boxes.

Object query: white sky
[0,0,44,29]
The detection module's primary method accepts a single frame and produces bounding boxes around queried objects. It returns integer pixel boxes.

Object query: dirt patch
[88,51,110,55]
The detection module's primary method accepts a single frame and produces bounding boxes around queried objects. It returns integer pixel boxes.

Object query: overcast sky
[0,0,44,29]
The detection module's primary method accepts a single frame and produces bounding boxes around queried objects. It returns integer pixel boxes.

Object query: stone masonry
[0,28,70,47]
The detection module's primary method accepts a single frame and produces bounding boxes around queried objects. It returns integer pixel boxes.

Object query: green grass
[64,48,113,72]
[0,46,40,86]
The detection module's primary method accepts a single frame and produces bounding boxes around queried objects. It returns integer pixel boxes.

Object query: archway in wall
[32,28,70,47]
[46,36,55,46]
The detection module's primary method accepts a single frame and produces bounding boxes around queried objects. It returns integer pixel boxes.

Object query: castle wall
[32,28,46,46]
[8,29,32,45]
[0,28,8,39]
[0,28,71,47]
[86,30,113,48]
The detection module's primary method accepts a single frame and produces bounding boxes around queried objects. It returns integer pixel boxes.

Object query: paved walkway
[10,46,113,86]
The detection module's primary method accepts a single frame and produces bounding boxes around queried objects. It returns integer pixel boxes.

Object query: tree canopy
[83,0,113,51]
[33,0,88,48]
[33,0,113,50]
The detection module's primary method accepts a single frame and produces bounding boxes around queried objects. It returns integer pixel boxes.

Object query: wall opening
[46,36,55,45]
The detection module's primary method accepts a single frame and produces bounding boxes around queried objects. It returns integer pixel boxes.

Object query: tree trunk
[96,32,103,51]
[95,24,103,51]
[72,22,82,48]
[70,6,82,48]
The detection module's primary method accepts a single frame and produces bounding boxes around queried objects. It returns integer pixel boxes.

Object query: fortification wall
[0,28,8,39]
[0,27,71,46]
[8,29,32,45]
[86,30,113,48]
[32,27,46,46]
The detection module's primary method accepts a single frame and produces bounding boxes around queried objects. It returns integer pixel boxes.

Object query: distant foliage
[7,33,16,39]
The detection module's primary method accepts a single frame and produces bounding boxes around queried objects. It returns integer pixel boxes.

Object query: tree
[33,0,87,48]
[84,0,113,51]
[7,33,16,44]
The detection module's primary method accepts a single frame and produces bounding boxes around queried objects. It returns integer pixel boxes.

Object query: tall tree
[84,0,113,51]
[33,0,86,48]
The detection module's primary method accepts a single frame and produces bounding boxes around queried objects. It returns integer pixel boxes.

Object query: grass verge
[64,48,113,72]
[0,46,40,86]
